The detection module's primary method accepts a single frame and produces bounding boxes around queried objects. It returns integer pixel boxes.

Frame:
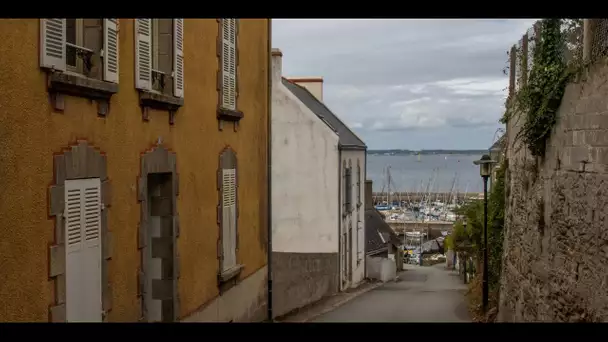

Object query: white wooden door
[65,178,103,322]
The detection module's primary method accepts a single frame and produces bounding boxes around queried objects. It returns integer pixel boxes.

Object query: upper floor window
[135,19,183,98]
[356,161,361,207]
[344,160,352,214]
[40,19,119,83]
[216,19,243,123]
[220,19,238,111]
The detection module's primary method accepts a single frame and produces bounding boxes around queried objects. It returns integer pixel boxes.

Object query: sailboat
[417,153,421,162]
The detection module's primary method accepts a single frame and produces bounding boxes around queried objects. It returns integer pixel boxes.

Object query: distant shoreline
[367,149,487,156]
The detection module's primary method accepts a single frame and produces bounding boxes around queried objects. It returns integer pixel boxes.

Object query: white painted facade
[271,50,340,254]
[340,149,366,290]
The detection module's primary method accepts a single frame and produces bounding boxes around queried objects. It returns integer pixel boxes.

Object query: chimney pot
[271,48,283,83]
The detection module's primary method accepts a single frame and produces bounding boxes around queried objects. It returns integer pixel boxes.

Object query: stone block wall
[499,62,608,322]
[271,252,338,318]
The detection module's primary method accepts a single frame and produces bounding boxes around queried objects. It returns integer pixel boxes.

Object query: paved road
[312,264,470,322]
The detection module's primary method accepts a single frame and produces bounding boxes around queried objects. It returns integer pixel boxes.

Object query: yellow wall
[0,19,269,322]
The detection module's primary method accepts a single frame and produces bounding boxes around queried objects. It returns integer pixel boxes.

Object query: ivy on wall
[510,19,583,157]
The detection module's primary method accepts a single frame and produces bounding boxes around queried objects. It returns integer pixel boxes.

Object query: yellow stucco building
[0,18,270,322]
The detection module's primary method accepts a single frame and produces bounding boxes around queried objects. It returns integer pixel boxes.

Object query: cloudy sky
[272,19,536,150]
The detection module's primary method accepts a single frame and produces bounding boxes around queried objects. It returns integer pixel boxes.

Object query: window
[40,19,119,83]
[64,178,103,322]
[218,148,242,282]
[220,19,238,111]
[135,19,183,98]
[344,162,352,213]
[356,161,361,207]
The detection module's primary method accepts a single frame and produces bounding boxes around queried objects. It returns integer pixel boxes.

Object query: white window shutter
[173,19,184,98]
[103,19,119,83]
[65,178,102,322]
[222,168,237,271]
[40,19,66,71]
[221,19,236,110]
[135,19,152,90]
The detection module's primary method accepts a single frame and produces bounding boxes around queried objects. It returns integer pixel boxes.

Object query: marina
[371,163,475,260]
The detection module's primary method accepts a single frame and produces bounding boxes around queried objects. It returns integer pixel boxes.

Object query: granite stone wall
[272,252,339,318]
[499,62,608,322]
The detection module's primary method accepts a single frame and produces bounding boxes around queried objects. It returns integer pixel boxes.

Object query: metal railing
[506,19,608,100]
[66,42,94,75]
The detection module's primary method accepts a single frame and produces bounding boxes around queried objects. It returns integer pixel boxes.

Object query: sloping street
[312,264,470,322]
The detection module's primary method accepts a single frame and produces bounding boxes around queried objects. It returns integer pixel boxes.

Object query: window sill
[219,264,244,283]
[217,107,244,122]
[47,71,118,115]
[139,91,184,124]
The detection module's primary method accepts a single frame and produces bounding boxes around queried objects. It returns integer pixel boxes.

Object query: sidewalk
[275,280,385,323]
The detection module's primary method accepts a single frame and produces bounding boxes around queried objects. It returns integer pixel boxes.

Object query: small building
[269,49,340,318]
[283,74,367,292]
[489,134,506,189]
[364,181,401,282]
[0,19,270,322]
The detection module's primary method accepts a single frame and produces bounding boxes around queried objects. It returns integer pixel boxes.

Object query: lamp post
[473,154,497,313]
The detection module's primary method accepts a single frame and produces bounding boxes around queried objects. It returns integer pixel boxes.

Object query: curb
[299,281,384,323]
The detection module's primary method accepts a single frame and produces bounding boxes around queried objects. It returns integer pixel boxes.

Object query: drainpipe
[363,147,367,279]
[266,18,273,322]
[337,145,342,292]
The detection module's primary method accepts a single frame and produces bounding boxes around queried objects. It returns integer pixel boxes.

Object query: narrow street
[312,264,470,322]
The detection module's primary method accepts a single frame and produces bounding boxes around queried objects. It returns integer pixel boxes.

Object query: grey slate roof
[365,208,400,254]
[282,78,367,150]
[490,134,506,151]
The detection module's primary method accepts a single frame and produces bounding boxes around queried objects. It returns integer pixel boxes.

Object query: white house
[270,49,341,318]
[282,62,367,292]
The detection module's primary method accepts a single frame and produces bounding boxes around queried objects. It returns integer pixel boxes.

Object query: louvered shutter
[40,19,66,71]
[103,19,119,83]
[135,19,152,90]
[173,19,184,98]
[222,169,237,271]
[65,178,102,322]
[221,19,236,110]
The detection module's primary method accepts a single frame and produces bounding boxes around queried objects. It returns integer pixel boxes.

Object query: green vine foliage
[515,19,574,157]
[453,159,507,292]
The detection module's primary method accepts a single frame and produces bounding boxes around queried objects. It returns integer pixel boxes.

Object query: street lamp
[473,154,497,313]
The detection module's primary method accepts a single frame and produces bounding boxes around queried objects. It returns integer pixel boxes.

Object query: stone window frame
[48,140,113,322]
[216,146,244,291]
[216,19,244,131]
[41,19,119,117]
[136,145,181,322]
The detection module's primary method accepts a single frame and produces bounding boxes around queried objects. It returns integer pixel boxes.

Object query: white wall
[365,256,396,283]
[271,52,340,254]
[340,149,366,289]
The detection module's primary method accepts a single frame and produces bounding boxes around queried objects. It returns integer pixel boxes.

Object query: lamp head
[474,154,496,178]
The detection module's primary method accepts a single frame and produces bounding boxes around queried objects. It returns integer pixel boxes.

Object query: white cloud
[273,19,531,149]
